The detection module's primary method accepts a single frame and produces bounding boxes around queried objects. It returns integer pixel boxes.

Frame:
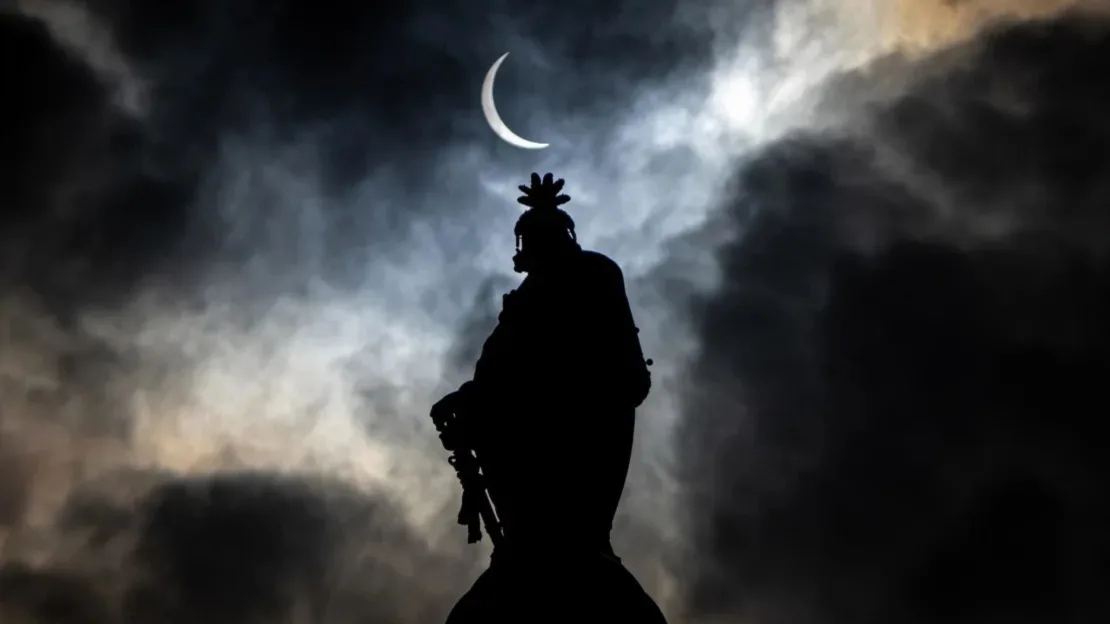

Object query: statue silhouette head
[513,172,580,274]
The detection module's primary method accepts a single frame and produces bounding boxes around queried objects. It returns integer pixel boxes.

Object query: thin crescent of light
[481,52,549,150]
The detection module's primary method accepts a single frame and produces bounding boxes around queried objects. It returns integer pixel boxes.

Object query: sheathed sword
[430,400,504,547]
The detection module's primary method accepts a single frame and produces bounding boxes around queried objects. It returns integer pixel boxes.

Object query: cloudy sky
[3,0,1110,622]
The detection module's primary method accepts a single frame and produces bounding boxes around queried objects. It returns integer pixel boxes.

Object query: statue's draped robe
[445,250,665,623]
[468,250,650,547]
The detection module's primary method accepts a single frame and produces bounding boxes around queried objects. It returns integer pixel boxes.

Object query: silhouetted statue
[431,173,667,622]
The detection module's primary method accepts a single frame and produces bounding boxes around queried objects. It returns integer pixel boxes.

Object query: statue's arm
[472,322,507,387]
[432,322,506,446]
[465,289,519,404]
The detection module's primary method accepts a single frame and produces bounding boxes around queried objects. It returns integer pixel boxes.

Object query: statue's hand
[439,423,463,452]
[430,392,460,426]
[430,383,477,450]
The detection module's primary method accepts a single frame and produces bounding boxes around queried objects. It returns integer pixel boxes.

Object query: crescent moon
[481,52,549,150]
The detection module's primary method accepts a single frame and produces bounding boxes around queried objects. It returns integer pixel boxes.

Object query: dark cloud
[0,440,32,529]
[0,10,173,454]
[0,11,202,318]
[680,11,1110,624]
[78,0,727,194]
[0,564,113,624]
[131,473,335,622]
[0,471,464,624]
[4,0,737,317]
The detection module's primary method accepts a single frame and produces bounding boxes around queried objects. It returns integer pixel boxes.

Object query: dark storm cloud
[0,438,32,528]
[0,11,193,460]
[0,11,202,316]
[3,0,743,317]
[0,471,462,624]
[79,0,729,195]
[680,11,1110,624]
[0,564,114,624]
[130,474,334,621]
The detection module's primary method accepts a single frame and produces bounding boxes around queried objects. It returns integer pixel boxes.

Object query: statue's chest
[498,278,576,334]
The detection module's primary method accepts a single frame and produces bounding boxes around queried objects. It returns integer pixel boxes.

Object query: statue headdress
[514,172,576,251]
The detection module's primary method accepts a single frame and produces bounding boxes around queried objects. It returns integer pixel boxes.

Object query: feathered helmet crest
[514,172,576,250]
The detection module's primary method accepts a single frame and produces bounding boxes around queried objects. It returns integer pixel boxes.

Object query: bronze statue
[432,173,666,622]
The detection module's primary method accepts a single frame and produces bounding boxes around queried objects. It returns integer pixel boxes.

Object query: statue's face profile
[513,227,574,274]
[512,205,578,274]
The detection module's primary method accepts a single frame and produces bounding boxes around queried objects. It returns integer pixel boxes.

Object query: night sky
[2,1,1109,623]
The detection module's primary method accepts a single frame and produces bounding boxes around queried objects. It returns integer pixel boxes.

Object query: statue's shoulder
[500,286,520,313]
[576,250,625,286]
[499,277,533,319]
